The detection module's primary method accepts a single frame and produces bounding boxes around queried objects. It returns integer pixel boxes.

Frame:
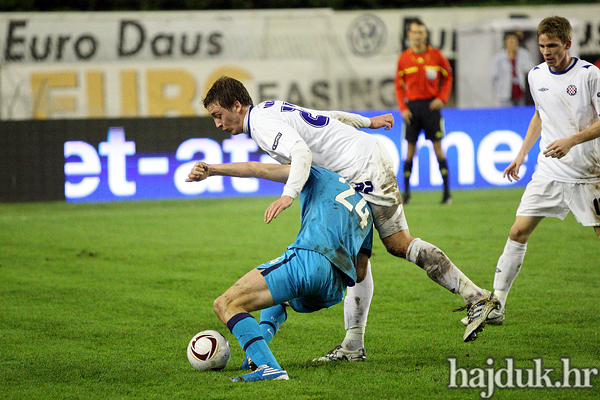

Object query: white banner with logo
[2,5,600,119]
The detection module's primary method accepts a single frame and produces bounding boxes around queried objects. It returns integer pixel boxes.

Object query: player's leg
[403,142,417,204]
[247,249,348,371]
[573,182,600,238]
[214,268,275,324]
[403,105,420,205]
[492,216,543,317]
[384,231,485,303]
[432,139,451,204]
[313,258,372,362]
[423,104,450,204]
[239,303,287,371]
[342,256,372,349]
[372,200,485,306]
[213,268,286,377]
[259,304,287,344]
[360,143,498,341]
[485,176,570,326]
[381,228,499,341]
[328,143,398,356]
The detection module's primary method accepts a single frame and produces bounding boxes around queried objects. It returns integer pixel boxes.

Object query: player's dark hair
[407,18,425,31]
[202,76,254,111]
[537,16,572,44]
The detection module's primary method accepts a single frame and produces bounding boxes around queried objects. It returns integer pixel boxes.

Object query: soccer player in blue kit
[194,76,500,350]
[188,162,374,382]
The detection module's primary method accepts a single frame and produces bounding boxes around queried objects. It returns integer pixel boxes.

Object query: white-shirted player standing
[470,16,600,326]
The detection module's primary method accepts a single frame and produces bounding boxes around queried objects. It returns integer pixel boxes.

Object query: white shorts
[517,174,600,227]
[351,141,409,239]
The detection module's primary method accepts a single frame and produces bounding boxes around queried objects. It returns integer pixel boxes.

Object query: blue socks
[227,313,282,370]
[259,304,287,344]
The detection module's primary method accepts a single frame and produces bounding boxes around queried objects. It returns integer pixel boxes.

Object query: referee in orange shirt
[395,18,453,205]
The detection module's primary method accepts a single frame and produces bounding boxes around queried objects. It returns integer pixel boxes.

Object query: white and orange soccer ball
[187,330,231,371]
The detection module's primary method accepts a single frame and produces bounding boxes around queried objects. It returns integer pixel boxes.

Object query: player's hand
[185,161,210,182]
[503,159,523,182]
[429,98,444,111]
[401,109,412,126]
[543,138,573,159]
[370,114,394,130]
[264,196,294,223]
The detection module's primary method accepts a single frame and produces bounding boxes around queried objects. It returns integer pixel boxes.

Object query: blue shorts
[257,248,348,313]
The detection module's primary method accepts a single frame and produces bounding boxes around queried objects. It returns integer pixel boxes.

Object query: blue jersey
[288,166,373,286]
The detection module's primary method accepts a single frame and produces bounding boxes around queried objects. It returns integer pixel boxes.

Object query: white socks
[493,238,527,310]
[341,261,373,351]
[406,238,483,304]
[338,237,525,351]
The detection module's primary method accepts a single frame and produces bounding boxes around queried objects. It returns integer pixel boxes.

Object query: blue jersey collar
[548,57,578,75]
[244,106,254,138]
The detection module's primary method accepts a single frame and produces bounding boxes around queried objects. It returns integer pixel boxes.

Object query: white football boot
[312,345,366,362]
[460,291,501,342]
[461,308,505,326]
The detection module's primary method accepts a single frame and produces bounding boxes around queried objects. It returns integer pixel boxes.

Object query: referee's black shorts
[404,98,445,144]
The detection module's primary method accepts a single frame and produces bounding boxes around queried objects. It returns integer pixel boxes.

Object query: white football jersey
[528,58,600,182]
[243,101,378,183]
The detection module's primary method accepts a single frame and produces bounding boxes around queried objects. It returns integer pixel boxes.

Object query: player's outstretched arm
[186,161,210,181]
[327,110,393,130]
[369,113,394,130]
[186,161,290,183]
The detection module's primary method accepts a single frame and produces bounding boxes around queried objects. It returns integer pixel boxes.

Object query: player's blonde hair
[537,16,572,44]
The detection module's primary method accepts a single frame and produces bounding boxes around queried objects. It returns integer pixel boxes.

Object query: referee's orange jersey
[394,44,453,112]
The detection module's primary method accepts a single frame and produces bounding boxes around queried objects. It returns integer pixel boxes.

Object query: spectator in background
[395,18,453,205]
[490,31,535,107]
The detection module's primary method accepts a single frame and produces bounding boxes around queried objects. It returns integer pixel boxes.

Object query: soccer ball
[187,330,231,371]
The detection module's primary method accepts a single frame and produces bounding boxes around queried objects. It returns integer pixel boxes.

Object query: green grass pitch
[1,188,599,399]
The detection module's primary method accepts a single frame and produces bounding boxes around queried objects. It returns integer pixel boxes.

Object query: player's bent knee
[213,295,229,320]
[508,225,532,244]
[381,231,412,258]
[383,241,408,258]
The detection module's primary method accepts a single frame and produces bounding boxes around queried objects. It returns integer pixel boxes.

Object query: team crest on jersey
[566,85,577,96]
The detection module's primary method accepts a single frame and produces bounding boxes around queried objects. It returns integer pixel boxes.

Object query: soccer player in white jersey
[465,16,600,327]
[198,76,500,354]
